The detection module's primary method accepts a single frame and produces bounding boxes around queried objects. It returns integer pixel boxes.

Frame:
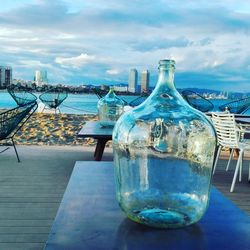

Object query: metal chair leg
[213,145,222,175]
[41,105,45,113]
[11,138,20,162]
[239,151,243,182]
[0,147,10,153]
[248,163,250,182]
[226,149,234,171]
[230,150,243,192]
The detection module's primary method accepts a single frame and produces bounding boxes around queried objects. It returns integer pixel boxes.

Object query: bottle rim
[159,59,176,68]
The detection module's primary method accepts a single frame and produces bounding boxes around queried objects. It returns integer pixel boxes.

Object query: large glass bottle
[97,87,124,127]
[112,60,216,228]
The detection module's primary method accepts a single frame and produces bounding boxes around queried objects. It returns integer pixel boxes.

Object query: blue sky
[1,0,250,91]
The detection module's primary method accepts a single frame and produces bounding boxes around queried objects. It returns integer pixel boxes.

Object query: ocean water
[0,91,136,114]
[0,91,246,115]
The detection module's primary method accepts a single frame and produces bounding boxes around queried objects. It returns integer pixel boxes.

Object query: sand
[8,112,103,146]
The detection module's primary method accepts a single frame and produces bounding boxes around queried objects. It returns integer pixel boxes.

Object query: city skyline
[35,70,48,84]
[128,69,138,93]
[141,70,150,93]
[0,66,12,88]
[0,1,250,91]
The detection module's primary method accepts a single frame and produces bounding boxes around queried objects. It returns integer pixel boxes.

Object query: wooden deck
[0,146,249,249]
[0,146,113,250]
[212,153,250,215]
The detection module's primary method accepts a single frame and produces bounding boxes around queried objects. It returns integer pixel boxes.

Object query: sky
[0,0,250,91]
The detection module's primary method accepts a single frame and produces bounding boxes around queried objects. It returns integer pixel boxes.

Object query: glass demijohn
[97,87,125,127]
[112,59,216,228]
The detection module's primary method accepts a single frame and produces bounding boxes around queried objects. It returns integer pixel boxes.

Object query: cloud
[0,0,250,91]
[106,69,120,75]
[0,0,69,27]
[55,53,96,68]
[130,37,190,52]
[18,60,53,69]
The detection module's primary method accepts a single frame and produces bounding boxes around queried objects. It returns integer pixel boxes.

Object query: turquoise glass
[98,87,124,127]
[112,59,216,228]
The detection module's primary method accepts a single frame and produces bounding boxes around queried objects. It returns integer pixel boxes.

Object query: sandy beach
[10,112,107,146]
[3,110,248,158]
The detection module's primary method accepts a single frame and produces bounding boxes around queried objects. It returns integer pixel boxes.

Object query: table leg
[94,139,109,161]
[234,149,239,158]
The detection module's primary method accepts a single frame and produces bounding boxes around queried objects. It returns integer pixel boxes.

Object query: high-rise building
[141,70,150,93]
[128,69,138,93]
[0,66,12,88]
[35,70,48,84]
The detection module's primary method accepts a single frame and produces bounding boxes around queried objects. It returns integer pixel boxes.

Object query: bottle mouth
[159,59,176,69]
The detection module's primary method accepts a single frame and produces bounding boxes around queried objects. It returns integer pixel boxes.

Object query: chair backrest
[92,87,106,99]
[0,102,37,140]
[129,93,149,107]
[182,90,214,112]
[7,87,37,106]
[218,97,250,114]
[39,88,68,109]
[211,112,239,148]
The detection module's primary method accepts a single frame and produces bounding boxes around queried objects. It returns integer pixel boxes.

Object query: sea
[0,91,136,114]
[0,91,245,115]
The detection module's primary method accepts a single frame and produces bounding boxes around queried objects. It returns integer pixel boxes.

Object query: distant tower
[128,69,138,93]
[0,66,12,88]
[141,70,150,93]
[35,70,48,84]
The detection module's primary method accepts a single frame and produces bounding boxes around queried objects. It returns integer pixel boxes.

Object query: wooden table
[235,117,250,140]
[45,161,250,250]
[235,117,250,124]
[77,121,113,161]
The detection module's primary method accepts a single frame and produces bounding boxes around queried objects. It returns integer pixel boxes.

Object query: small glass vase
[112,59,216,228]
[97,87,125,127]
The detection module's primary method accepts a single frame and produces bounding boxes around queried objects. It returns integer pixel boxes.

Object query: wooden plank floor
[0,146,249,249]
[212,154,250,215]
[0,146,113,250]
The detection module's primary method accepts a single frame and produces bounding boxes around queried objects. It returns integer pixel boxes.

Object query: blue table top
[45,161,250,250]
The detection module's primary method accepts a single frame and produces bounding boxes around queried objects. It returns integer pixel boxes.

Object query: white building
[0,66,12,88]
[35,70,48,85]
[128,69,138,93]
[114,85,128,92]
[141,70,150,93]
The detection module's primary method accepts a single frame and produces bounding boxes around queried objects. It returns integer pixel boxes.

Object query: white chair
[211,112,250,192]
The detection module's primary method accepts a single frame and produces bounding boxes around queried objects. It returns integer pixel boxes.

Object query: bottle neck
[156,67,176,90]
[108,87,114,93]
[106,87,116,99]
